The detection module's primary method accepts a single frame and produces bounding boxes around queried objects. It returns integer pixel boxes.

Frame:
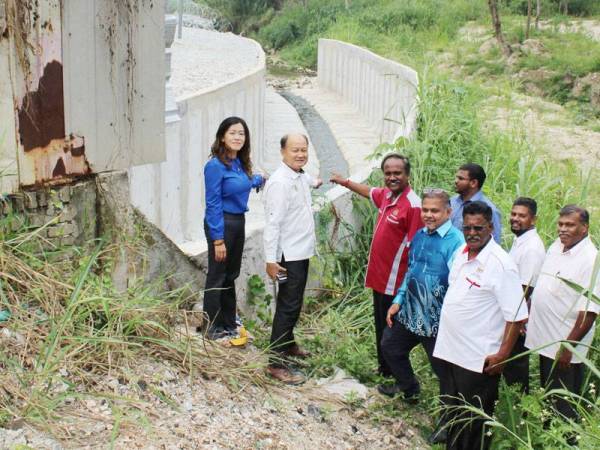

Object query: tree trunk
[535,0,541,30]
[488,0,511,56]
[525,0,532,39]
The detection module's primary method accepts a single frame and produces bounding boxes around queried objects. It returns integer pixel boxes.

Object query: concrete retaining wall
[317,39,419,142]
[129,37,266,246]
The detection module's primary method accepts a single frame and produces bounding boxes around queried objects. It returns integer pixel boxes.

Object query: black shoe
[403,389,420,405]
[206,327,228,340]
[377,383,403,397]
[428,424,448,444]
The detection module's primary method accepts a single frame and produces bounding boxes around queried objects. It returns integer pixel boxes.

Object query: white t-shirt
[509,228,546,287]
[263,162,315,263]
[525,237,600,363]
[434,240,528,373]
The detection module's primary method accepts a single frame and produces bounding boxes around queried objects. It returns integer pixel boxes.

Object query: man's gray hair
[422,188,450,207]
[559,204,590,224]
[280,133,309,149]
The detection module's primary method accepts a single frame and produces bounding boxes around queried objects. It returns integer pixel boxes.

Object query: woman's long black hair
[210,116,253,177]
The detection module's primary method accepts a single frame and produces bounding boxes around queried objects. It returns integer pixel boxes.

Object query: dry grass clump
[0,230,268,434]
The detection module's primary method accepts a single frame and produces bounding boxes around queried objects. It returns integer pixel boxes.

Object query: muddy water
[280,91,349,192]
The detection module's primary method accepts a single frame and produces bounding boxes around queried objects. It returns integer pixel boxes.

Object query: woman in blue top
[203,117,264,339]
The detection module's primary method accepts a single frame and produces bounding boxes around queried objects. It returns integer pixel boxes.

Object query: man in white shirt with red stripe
[331,154,422,377]
[526,205,599,422]
[434,201,528,450]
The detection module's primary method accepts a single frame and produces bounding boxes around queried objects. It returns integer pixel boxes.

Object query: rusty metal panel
[6,0,91,187]
[62,0,166,173]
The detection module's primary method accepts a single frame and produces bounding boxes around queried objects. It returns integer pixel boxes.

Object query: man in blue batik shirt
[450,163,502,243]
[379,189,464,443]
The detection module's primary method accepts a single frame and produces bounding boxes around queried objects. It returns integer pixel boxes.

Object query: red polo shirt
[366,186,423,295]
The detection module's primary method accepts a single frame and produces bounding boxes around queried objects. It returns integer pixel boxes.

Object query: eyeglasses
[462,225,486,232]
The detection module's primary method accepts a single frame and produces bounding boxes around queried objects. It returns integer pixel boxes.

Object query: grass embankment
[0,227,266,439]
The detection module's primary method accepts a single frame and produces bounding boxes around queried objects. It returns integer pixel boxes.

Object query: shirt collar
[462,236,496,264]
[385,185,411,205]
[424,219,453,237]
[453,190,484,205]
[559,235,591,256]
[279,161,303,179]
[514,227,538,244]
[462,190,484,203]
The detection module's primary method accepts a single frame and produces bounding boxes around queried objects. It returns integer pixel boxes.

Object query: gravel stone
[170,27,263,99]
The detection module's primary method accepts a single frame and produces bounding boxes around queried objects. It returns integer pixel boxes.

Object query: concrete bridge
[128,26,418,304]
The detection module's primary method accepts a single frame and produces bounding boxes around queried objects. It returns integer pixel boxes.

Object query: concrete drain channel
[279,90,349,193]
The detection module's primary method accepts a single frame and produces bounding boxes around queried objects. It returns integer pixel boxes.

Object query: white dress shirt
[525,237,600,363]
[263,162,315,263]
[434,239,528,373]
[509,228,546,287]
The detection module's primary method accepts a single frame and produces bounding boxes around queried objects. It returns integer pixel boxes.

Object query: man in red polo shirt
[331,154,423,376]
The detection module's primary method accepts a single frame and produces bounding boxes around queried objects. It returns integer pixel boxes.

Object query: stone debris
[0,356,425,449]
[315,368,369,401]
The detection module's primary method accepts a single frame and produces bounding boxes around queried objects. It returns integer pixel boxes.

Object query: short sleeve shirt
[508,228,546,287]
[366,186,423,295]
[525,237,600,363]
[434,239,528,373]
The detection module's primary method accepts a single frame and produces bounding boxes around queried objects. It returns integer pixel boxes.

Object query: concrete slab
[288,85,382,177]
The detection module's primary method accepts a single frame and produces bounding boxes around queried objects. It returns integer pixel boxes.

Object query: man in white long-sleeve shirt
[263,133,318,384]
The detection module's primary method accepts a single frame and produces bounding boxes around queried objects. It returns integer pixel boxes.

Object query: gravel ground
[169,27,263,99]
[0,352,426,450]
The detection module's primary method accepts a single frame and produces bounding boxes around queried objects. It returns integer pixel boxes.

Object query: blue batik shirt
[450,190,502,243]
[393,220,465,337]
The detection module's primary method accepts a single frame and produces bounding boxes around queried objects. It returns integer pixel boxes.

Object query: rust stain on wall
[17,60,65,152]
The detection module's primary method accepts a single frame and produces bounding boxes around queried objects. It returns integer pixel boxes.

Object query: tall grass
[0,227,267,437]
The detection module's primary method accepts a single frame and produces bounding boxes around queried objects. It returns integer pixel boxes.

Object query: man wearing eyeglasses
[379,189,464,444]
[451,163,502,243]
[434,201,528,450]
[331,153,423,378]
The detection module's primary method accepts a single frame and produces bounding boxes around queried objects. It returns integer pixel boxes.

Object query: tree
[488,0,511,56]
[535,0,541,30]
[525,0,532,39]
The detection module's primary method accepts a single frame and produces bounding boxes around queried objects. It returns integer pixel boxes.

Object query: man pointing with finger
[263,133,317,384]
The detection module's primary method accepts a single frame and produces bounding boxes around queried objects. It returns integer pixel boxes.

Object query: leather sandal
[266,366,305,385]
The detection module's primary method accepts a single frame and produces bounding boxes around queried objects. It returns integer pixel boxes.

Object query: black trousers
[270,256,309,365]
[503,334,530,393]
[373,290,394,377]
[444,362,500,450]
[381,320,447,397]
[540,355,584,421]
[203,213,245,331]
